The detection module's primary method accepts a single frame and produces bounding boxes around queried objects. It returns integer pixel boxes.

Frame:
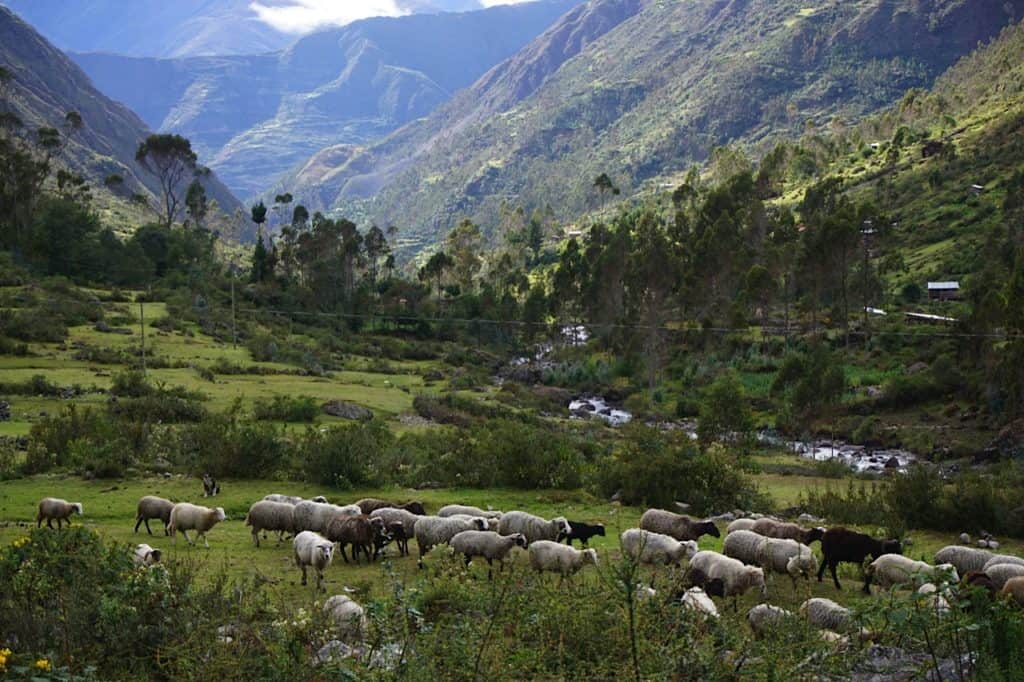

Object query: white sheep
[723,529,766,565]
[681,587,719,619]
[369,507,420,538]
[498,511,570,544]
[620,529,698,567]
[168,502,226,548]
[934,546,994,575]
[36,497,83,529]
[448,514,500,532]
[747,603,795,637]
[245,500,296,547]
[133,543,162,567]
[959,532,972,545]
[263,494,328,505]
[134,496,174,536]
[528,540,598,579]
[323,595,366,642]
[293,500,359,534]
[760,538,818,586]
[726,518,757,534]
[983,563,1024,590]
[450,530,527,575]
[800,598,853,632]
[917,583,951,616]
[865,555,958,591]
[413,515,487,560]
[982,555,1024,572]
[688,551,767,599]
[438,504,503,519]
[293,531,334,591]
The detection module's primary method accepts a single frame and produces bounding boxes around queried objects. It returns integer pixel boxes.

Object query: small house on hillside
[927,281,961,301]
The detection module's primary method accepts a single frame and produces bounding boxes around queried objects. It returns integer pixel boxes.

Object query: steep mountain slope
[72,0,582,197]
[0,0,511,59]
[292,0,1022,253]
[0,7,242,228]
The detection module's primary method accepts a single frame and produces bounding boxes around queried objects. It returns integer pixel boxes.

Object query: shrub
[298,421,391,489]
[252,395,319,422]
[174,413,289,479]
[697,370,754,448]
[0,374,64,396]
[108,393,208,423]
[110,370,153,397]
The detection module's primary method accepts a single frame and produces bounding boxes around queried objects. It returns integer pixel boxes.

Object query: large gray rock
[321,401,374,421]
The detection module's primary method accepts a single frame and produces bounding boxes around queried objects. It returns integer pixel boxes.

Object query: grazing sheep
[133,543,162,567]
[1000,576,1024,606]
[293,501,360,535]
[293,531,334,591]
[681,587,719,619]
[201,473,220,497]
[324,515,391,564]
[800,598,853,632]
[448,514,500,532]
[370,508,420,556]
[375,521,408,558]
[684,567,726,598]
[934,546,994,575]
[959,532,972,545]
[726,518,757,534]
[438,504,502,519]
[621,529,697,567]
[688,551,767,599]
[864,555,958,593]
[983,563,1024,590]
[528,540,598,579]
[817,527,902,590]
[263,494,328,505]
[245,501,296,547]
[36,497,83,529]
[982,555,1024,572]
[723,529,767,565]
[498,511,570,545]
[640,509,720,542]
[413,516,487,560]
[134,496,174,536]
[747,603,795,637]
[917,583,951,616]
[562,521,606,547]
[168,503,226,548]
[760,538,818,586]
[356,498,426,516]
[450,530,527,576]
[323,595,366,642]
[961,571,998,599]
[751,519,824,545]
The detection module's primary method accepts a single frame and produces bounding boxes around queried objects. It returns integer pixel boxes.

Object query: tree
[364,224,389,287]
[593,172,620,208]
[135,134,198,229]
[251,234,269,283]
[419,251,453,300]
[250,200,267,238]
[697,371,754,449]
[445,219,482,294]
[184,179,207,230]
[292,204,309,229]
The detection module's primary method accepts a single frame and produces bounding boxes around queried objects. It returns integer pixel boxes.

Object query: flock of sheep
[33,492,1024,647]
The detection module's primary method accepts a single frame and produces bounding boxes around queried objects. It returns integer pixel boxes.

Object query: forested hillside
[295,0,1022,252]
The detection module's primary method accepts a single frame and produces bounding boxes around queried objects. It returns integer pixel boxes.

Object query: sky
[249,0,535,34]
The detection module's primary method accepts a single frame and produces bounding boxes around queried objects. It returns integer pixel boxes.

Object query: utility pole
[139,301,146,375]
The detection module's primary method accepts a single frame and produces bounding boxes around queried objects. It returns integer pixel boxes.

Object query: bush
[0,374,64,396]
[593,425,763,513]
[252,395,319,422]
[298,421,391,489]
[110,370,153,397]
[697,370,754,448]
[174,413,289,479]
[109,393,208,423]
[24,405,126,474]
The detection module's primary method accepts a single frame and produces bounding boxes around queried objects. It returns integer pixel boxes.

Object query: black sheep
[817,527,902,590]
[561,521,606,547]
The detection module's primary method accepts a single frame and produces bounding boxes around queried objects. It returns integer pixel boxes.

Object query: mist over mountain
[70,0,581,197]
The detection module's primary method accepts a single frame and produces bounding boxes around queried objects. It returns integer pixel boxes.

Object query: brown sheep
[325,514,392,564]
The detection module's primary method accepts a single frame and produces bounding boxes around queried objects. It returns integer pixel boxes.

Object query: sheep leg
[180,529,192,545]
[299,563,308,586]
[201,532,209,549]
[252,528,260,548]
[134,517,144,534]
[339,544,350,564]
[46,518,54,529]
[830,562,843,591]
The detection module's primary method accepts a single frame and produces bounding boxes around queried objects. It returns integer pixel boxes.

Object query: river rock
[321,400,373,421]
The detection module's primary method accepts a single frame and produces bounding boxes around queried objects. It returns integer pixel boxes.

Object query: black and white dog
[202,473,220,497]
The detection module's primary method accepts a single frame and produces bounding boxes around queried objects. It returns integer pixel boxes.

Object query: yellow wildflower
[0,647,11,672]
[34,658,52,672]
[12,536,29,549]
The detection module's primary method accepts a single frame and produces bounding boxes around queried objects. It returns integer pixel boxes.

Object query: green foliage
[771,346,847,429]
[594,425,762,513]
[298,420,391,489]
[252,395,320,422]
[697,370,754,448]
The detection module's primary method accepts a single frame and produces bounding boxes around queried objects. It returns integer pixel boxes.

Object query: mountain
[71,0,583,198]
[0,0,521,59]
[285,0,1024,253]
[0,7,242,229]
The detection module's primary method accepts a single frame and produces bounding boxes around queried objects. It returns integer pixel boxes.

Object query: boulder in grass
[322,400,374,421]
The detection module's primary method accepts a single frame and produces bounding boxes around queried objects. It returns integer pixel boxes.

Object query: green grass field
[2,475,1015,619]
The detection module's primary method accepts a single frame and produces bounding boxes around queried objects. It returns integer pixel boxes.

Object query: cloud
[249,0,407,34]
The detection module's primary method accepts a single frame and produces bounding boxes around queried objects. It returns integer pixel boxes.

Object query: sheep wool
[640,509,720,541]
[133,543,162,567]
[528,540,598,577]
[414,516,487,559]
[438,504,503,519]
[747,603,795,637]
[450,530,527,571]
[293,531,335,591]
[982,555,1024,573]
[984,563,1024,590]
[245,500,296,547]
[323,595,367,642]
[1000,576,1024,607]
[934,546,994,575]
[620,529,698,566]
[688,551,766,598]
[36,497,83,529]
[723,530,767,565]
[681,587,719,619]
[800,598,853,632]
[168,502,226,548]
[726,518,757,534]
[498,511,571,544]
[134,496,174,536]
[866,555,959,591]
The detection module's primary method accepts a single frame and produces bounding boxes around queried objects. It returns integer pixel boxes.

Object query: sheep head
[881,539,903,556]
[403,501,426,516]
[553,517,571,537]
[583,548,599,567]
[803,527,825,544]
[746,566,767,596]
[71,503,84,515]
[318,543,334,565]
[471,518,487,531]
[595,524,607,537]
[509,533,528,549]
[311,496,328,504]
[213,507,226,522]
[699,520,721,538]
